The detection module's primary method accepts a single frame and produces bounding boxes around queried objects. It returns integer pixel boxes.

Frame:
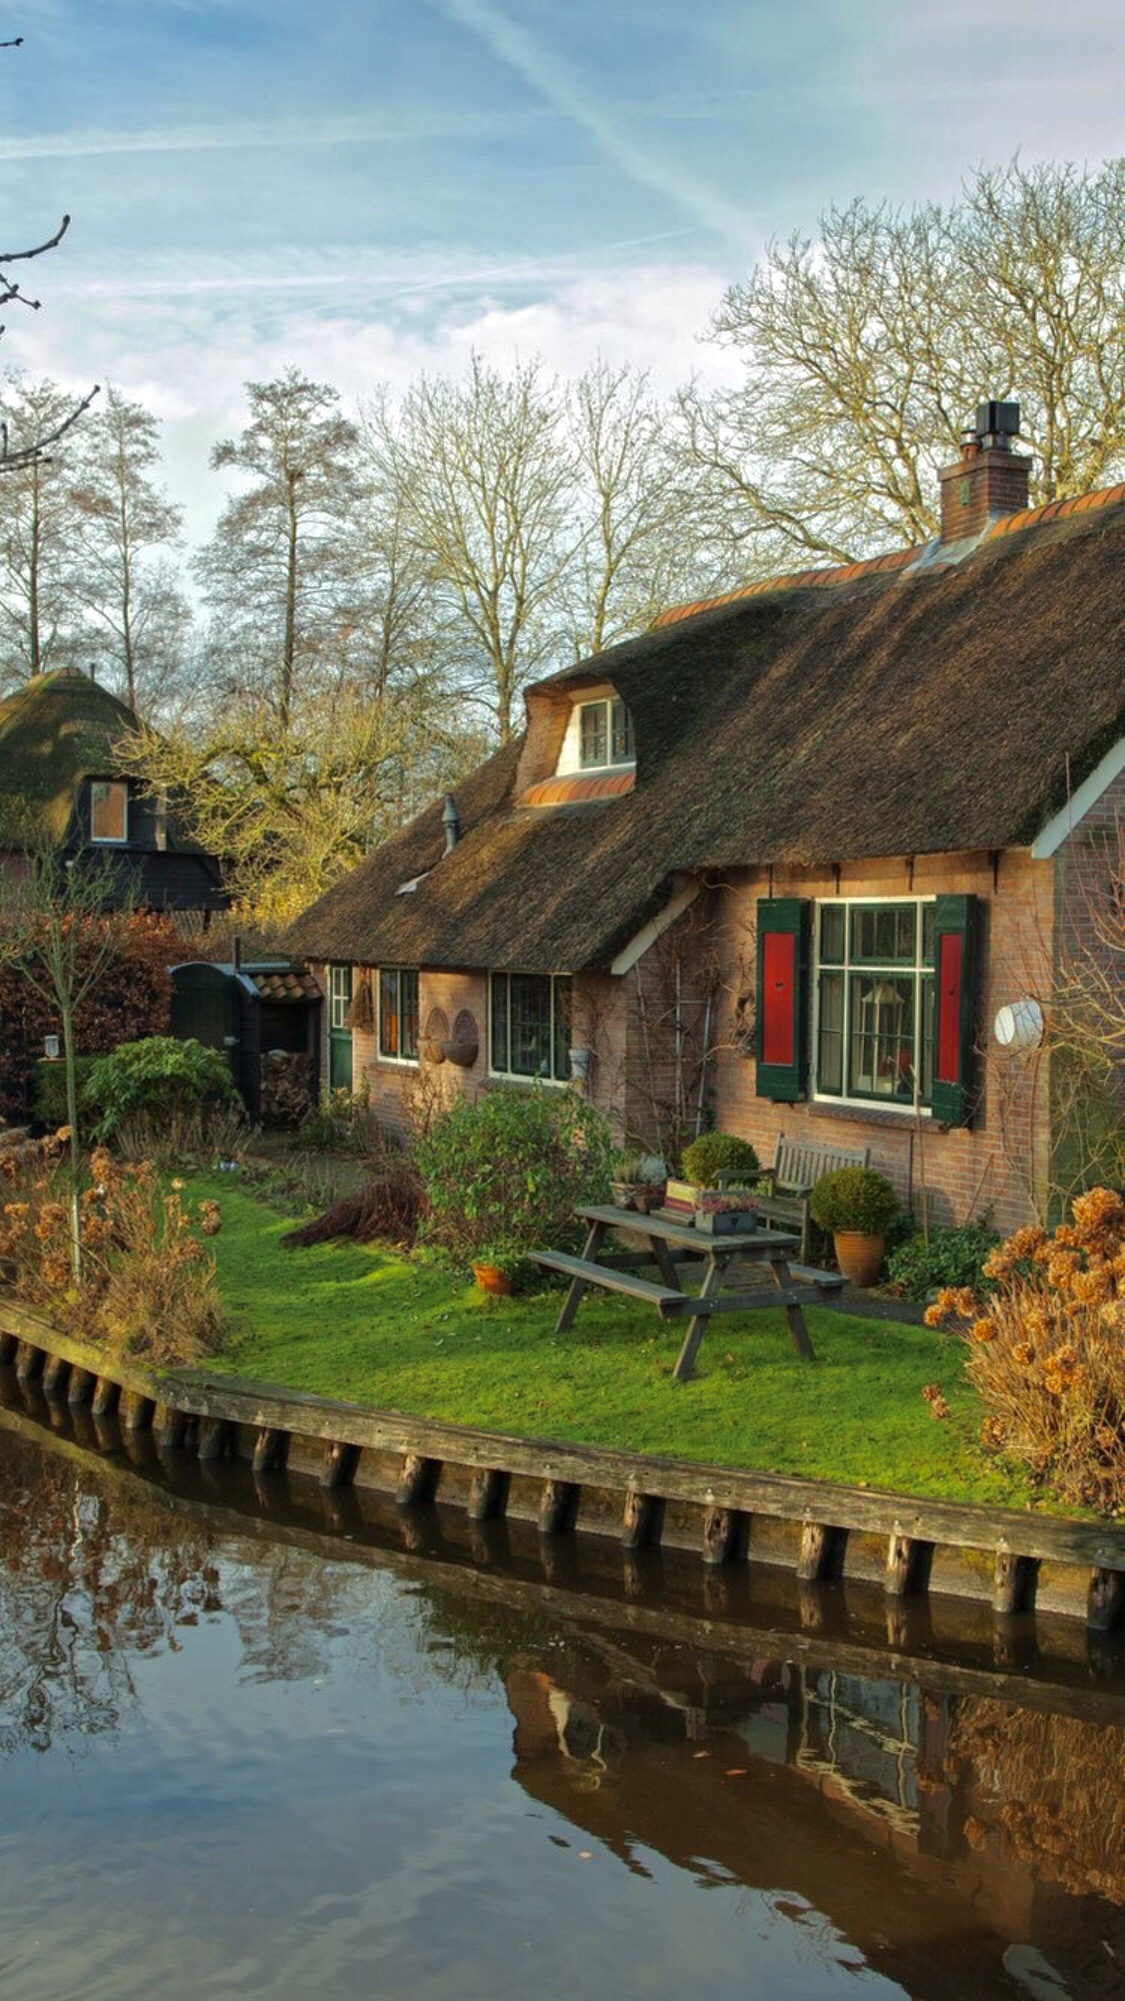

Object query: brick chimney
[938,400,1031,543]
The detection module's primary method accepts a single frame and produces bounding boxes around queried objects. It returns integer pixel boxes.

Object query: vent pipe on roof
[442,792,460,856]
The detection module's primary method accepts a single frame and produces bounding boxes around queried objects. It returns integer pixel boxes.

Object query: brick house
[0,669,227,918]
[290,406,1124,1232]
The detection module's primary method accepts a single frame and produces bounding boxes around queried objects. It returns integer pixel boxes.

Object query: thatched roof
[0,670,211,857]
[289,495,1125,975]
[0,671,141,845]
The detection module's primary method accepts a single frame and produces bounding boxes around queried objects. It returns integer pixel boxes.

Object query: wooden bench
[531,1250,704,1320]
[722,1136,870,1261]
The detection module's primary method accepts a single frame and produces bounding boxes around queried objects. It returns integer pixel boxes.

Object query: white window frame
[488,971,571,1084]
[89,778,129,844]
[328,964,353,1032]
[577,695,634,771]
[811,895,936,1117]
[376,965,420,1067]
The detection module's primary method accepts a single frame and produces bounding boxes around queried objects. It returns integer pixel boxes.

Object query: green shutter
[755,898,808,1102]
[931,893,978,1127]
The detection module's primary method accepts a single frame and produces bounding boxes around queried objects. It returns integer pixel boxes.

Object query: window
[379,967,419,1062]
[328,964,353,1031]
[90,779,128,843]
[578,697,634,770]
[815,900,935,1108]
[489,973,570,1081]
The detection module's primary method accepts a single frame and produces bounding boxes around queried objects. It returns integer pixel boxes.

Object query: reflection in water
[1,1398,1125,2001]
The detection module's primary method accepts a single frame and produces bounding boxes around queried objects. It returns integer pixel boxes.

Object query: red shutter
[755,899,808,1102]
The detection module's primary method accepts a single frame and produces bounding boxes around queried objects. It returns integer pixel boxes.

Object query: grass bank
[196,1172,1031,1509]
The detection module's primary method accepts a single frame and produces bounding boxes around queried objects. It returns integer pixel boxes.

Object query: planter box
[694,1208,760,1235]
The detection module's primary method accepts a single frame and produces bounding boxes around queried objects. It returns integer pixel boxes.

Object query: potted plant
[694,1185,758,1234]
[610,1150,667,1212]
[809,1166,899,1287]
[470,1240,524,1296]
[681,1131,761,1190]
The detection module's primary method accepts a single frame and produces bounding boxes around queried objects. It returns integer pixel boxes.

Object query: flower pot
[611,1180,643,1212]
[832,1229,885,1288]
[472,1262,512,1296]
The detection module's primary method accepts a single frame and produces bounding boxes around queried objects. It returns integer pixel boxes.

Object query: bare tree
[366,357,577,741]
[684,158,1125,571]
[0,41,98,470]
[68,386,190,712]
[0,374,86,685]
[197,369,363,729]
[0,843,134,1276]
[565,361,718,656]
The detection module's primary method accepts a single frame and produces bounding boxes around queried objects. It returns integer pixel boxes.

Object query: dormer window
[90,780,128,843]
[579,697,634,770]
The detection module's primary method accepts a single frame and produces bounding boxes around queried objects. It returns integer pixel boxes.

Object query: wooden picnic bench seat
[721,1135,870,1260]
[530,1250,708,1319]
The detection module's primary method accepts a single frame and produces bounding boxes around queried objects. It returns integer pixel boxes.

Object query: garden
[1,1032,1123,1518]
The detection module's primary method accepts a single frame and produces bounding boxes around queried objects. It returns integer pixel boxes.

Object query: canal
[2,1389,1124,2000]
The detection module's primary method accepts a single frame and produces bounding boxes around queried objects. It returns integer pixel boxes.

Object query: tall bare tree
[0,374,84,686]
[197,369,363,728]
[67,386,190,713]
[366,357,576,741]
[682,157,1125,570]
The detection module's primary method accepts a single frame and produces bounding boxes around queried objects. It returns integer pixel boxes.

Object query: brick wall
[706,852,1055,1235]
[1051,765,1125,1205]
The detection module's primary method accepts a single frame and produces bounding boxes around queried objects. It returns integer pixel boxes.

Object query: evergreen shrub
[415,1084,614,1276]
[681,1131,760,1188]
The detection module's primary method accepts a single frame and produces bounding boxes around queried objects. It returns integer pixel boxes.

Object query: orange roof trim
[520,770,636,809]
[654,478,1125,629]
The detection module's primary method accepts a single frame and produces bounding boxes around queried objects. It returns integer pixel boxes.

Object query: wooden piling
[197,1417,235,1462]
[119,1391,155,1433]
[798,1521,846,1583]
[1087,1567,1125,1632]
[67,1367,96,1408]
[538,1478,580,1536]
[993,1551,1039,1617]
[622,1489,663,1551]
[0,1330,18,1364]
[15,1341,43,1386]
[91,1375,119,1417]
[467,1467,508,1521]
[702,1504,748,1567]
[885,1531,933,1599]
[42,1353,70,1400]
[322,1440,360,1490]
[396,1452,441,1506]
[253,1427,289,1475]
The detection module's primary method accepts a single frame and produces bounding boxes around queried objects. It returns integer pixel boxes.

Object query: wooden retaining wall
[3,1299,1125,1634]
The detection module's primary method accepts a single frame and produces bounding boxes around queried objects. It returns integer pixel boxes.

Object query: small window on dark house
[90,780,128,843]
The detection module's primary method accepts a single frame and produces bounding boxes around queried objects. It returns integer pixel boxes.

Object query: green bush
[415,1084,615,1273]
[86,1037,238,1141]
[886,1217,1000,1300]
[33,1054,99,1128]
[299,1083,389,1158]
[809,1164,899,1235]
[681,1131,760,1188]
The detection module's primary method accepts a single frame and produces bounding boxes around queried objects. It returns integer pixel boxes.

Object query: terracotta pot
[472,1263,512,1296]
[832,1230,885,1288]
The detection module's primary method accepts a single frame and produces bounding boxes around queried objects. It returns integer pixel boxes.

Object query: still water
[2,1395,1124,2001]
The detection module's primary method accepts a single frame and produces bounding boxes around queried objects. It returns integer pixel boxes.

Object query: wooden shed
[170,960,322,1123]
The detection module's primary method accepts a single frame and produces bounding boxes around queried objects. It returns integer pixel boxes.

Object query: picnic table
[531,1204,844,1383]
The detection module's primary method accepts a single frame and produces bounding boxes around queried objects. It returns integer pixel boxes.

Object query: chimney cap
[975,399,1020,440]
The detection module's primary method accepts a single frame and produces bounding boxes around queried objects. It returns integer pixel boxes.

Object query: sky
[4,0,1125,548]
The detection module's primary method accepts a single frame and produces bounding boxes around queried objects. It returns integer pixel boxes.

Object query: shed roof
[289,492,1125,975]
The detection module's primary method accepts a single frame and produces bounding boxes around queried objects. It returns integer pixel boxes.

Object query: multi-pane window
[379,967,419,1061]
[90,779,128,842]
[578,697,634,769]
[489,973,570,1082]
[328,965,353,1030]
[815,901,935,1107]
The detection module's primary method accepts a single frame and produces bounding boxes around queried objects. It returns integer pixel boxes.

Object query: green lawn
[194,1172,1032,1509]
